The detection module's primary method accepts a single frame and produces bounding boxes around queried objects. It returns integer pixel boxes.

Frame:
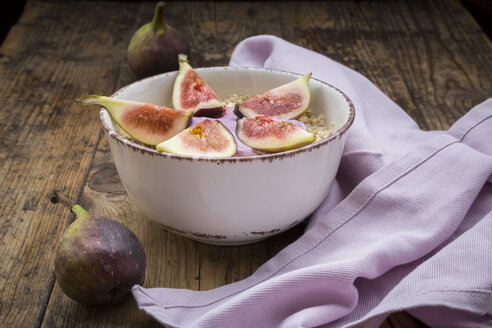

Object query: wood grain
[359,0,492,130]
[285,1,422,125]
[0,1,136,326]
[0,1,490,327]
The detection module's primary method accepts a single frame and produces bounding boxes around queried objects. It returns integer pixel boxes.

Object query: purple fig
[51,191,146,306]
[127,2,190,78]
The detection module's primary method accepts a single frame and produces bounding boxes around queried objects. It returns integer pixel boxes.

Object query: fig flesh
[237,73,312,120]
[236,116,315,153]
[172,54,225,118]
[51,191,146,306]
[156,119,236,157]
[77,95,191,146]
[127,2,190,78]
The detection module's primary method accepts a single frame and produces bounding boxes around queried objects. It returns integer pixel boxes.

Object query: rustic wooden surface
[1,0,491,327]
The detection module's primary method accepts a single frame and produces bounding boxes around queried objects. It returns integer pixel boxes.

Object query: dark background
[1,1,492,47]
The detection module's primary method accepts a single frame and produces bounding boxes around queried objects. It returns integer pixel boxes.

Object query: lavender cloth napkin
[132,35,492,327]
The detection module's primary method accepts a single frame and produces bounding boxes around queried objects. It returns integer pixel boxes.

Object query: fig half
[237,73,312,120]
[156,119,236,157]
[77,95,191,146]
[236,116,316,153]
[172,54,225,118]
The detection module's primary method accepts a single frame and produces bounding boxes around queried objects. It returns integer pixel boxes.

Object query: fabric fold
[133,35,492,328]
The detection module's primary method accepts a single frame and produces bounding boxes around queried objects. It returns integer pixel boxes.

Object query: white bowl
[100,67,355,245]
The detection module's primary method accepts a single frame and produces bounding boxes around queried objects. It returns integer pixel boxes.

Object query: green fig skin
[54,205,146,306]
[127,2,190,78]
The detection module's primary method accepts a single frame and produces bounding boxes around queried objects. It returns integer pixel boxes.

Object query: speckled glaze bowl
[100,67,355,245]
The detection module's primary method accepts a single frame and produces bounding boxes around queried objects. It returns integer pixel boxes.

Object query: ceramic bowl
[100,67,355,245]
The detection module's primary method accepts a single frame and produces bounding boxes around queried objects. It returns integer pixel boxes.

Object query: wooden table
[1,1,491,327]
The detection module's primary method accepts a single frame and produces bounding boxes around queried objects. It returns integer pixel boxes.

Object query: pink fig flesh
[236,116,315,153]
[156,119,236,157]
[77,95,191,146]
[172,54,225,117]
[238,73,311,120]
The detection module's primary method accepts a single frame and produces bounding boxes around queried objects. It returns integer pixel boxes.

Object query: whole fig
[52,191,146,306]
[127,1,190,78]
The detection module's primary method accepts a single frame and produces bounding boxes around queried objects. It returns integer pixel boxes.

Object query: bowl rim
[99,66,355,163]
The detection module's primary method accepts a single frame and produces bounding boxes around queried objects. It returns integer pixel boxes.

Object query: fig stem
[151,2,166,33]
[71,205,90,219]
[51,190,89,219]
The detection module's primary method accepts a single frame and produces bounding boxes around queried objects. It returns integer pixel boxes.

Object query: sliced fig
[156,119,236,157]
[237,73,312,120]
[77,95,191,146]
[172,54,225,118]
[236,116,315,153]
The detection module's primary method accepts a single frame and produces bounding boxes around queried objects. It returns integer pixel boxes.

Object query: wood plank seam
[38,128,106,327]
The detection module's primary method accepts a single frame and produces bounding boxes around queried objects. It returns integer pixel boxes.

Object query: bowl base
[158,223,272,246]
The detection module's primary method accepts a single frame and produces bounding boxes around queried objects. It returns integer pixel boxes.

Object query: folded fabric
[133,35,492,328]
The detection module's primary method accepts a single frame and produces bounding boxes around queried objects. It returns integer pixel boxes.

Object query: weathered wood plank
[283,1,423,126]
[41,2,211,326]
[359,0,492,130]
[0,0,148,326]
[39,1,197,327]
[215,1,284,61]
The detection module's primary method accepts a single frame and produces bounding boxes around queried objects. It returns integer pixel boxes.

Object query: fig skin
[127,2,190,78]
[52,193,146,306]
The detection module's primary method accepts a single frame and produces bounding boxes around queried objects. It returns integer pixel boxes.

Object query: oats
[298,110,333,141]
